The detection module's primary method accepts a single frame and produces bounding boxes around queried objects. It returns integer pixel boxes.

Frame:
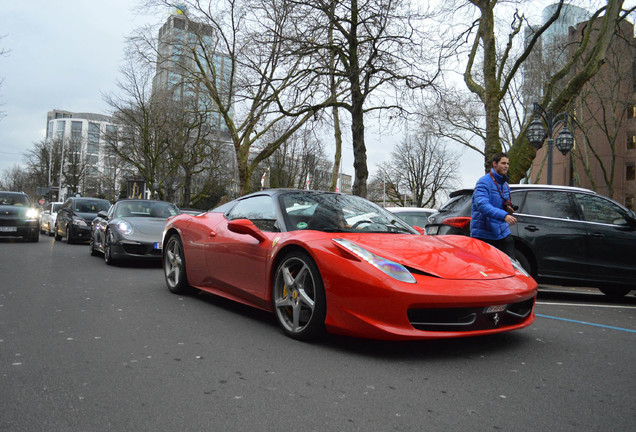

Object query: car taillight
[442,217,471,229]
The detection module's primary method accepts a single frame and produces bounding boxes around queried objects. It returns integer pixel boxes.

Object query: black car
[55,197,111,244]
[427,184,636,298]
[90,199,180,265]
[0,191,40,242]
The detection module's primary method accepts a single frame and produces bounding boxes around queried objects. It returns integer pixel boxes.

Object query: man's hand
[505,214,517,226]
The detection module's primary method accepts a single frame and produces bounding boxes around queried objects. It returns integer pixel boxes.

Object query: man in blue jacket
[471,152,517,258]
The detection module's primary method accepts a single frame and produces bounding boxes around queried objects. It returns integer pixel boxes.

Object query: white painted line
[537,301,636,309]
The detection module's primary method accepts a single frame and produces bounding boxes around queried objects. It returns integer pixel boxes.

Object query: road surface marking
[536,313,636,333]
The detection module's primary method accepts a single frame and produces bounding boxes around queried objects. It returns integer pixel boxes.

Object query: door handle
[524,225,539,232]
[209,230,217,237]
[589,232,604,238]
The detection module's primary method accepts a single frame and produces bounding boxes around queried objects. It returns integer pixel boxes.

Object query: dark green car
[0,191,40,242]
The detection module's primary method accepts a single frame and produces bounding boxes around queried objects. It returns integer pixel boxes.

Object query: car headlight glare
[333,238,416,284]
[25,208,39,220]
[116,221,133,235]
[72,216,87,226]
[511,258,530,277]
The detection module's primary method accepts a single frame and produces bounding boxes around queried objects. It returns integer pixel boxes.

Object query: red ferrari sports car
[162,189,537,341]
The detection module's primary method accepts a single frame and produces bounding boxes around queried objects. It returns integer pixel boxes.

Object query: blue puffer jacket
[470,169,511,240]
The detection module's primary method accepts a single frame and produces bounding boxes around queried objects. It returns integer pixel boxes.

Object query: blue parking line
[536,314,636,333]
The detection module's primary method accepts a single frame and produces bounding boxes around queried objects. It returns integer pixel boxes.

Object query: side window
[227,195,279,232]
[574,193,627,225]
[519,191,579,220]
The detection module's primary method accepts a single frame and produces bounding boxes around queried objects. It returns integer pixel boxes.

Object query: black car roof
[450,184,599,196]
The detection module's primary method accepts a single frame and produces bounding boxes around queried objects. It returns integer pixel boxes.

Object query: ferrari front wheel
[163,234,192,295]
[273,251,326,340]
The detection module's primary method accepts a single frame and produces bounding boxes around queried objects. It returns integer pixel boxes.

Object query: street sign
[38,198,45,206]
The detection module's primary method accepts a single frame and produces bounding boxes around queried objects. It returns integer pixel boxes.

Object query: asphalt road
[1,234,635,432]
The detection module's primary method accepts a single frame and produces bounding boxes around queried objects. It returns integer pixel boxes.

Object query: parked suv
[0,191,39,242]
[427,184,636,298]
[55,197,111,244]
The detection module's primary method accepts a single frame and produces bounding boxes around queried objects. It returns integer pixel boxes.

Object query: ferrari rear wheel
[164,234,192,294]
[273,251,326,340]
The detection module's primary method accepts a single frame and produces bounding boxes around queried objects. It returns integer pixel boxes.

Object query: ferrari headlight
[72,215,87,226]
[510,258,530,277]
[333,238,416,284]
[116,220,133,235]
[25,208,39,220]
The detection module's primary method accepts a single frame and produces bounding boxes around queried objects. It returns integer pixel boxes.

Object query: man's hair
[492,152,509,164]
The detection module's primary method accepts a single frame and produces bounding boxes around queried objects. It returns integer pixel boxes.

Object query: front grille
[407,298,534,332]
[122,243,161,256]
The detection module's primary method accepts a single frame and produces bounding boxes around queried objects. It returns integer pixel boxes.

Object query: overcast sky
[1,0,551,193]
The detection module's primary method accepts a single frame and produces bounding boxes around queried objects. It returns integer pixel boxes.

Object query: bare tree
[0,165,31,194]
[368,130,460,207]
[257,121,331,189]
[437,0,627,182]
[135,0,328,195]
[567,22,635,199]
[103,55,173,199]
[282,0,440,197]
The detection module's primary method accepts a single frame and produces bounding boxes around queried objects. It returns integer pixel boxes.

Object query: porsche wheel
[163,234,192,294]
[104,230,117,265]
[273,251,326,340]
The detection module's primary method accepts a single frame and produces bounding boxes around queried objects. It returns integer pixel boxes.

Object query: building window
[71,121,82,141]
[88,123,100,153]
[55,120,65,140]
[628,105,636,119]
[627,164,636,181]
[629,135,636,150]
[626,196,634,210]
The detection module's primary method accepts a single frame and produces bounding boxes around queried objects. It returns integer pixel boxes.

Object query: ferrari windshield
[281,192,417,234]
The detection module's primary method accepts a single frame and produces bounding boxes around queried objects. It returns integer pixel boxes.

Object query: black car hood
[76,212,100,223]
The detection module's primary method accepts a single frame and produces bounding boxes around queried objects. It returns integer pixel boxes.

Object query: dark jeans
[477,235,516,259]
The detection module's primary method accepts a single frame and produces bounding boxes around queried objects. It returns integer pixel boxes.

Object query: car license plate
[484,305,507,313]
[0,226,17,232]
[154,242,162,250]
[427,226,439,235]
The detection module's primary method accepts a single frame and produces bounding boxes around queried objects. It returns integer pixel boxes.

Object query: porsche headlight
[25,208,39,220]
[72,215,87,226]
[116,220,133,235]
[333,238,416,284]
[511,258,530,277]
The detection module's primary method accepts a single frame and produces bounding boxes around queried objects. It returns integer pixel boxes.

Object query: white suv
[39,202,63,236]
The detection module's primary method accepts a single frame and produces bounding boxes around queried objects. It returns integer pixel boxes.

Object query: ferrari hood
[333,234,514,280]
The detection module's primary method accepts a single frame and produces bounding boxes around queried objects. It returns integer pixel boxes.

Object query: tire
[66,225,75,244]
[104,230,117,265]
[163,234,193,294]
[89,233,99,256]
[48,223,55,236]
[54,223,62,241]
[599,287,631,299]
[272,251,326,340]
[515,249,533,277]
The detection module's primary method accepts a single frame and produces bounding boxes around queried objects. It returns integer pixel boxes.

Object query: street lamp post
[526,102,575,185]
